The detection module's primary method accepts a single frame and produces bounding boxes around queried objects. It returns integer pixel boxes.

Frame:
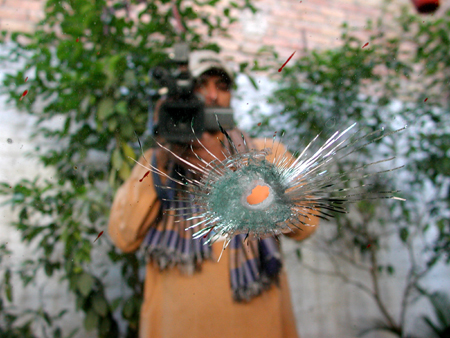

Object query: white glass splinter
[131,124,406,244]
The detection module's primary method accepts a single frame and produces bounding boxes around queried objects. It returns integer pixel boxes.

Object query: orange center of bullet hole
[246,185,270,205]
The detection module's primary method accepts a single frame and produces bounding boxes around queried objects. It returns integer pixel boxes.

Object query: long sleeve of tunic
[108,138,319,338]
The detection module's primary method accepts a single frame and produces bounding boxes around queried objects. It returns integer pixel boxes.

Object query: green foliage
[403,9,450,264]
[253,19,411,141]
[253,6,450,338]
[0,245,70,338]
[258,7,450,264]
[0,0,255,336]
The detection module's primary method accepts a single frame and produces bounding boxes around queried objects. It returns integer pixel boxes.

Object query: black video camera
[151,43,235,143]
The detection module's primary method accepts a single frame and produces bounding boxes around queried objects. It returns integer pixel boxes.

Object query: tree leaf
[97,98,115,121]
[5,269,12,302]
[115,101,128,115]
[399,228,409,243]
[110,298,121,312]
[84,309,99,331]
[122,143,136,164]
[92,294,108,317]
[5,284,12,302]
[54,327,62,338]
[295,248,302,261]
[122,298,135,319]
[111,148,123,170]
[100,315,112,335]
[77,273,94,297]
[386,265,395,275]
[44,260,53,277]
[118,162,131,181]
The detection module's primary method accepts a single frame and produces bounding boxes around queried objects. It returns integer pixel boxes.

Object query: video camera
[151,43,235,143]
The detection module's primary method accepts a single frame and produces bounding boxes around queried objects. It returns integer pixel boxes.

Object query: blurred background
[1,0,450,337]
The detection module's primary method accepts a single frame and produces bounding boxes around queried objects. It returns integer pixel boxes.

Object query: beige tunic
[108,138,319,338]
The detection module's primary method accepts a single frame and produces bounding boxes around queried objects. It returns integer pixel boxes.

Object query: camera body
[152,44,235,143]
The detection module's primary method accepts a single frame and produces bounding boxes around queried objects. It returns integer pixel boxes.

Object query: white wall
[1,67,450,338]
[234,74,450,338]
[0,49,98,337]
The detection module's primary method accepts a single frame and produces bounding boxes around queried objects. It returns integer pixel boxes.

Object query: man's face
[194,73,231,108]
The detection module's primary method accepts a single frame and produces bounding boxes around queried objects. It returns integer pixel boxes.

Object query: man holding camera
[108,50,318,338]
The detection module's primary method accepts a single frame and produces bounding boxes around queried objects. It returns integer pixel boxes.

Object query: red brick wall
[0,0,44,32]
[217,0,447,64]
[1,0,448,65]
